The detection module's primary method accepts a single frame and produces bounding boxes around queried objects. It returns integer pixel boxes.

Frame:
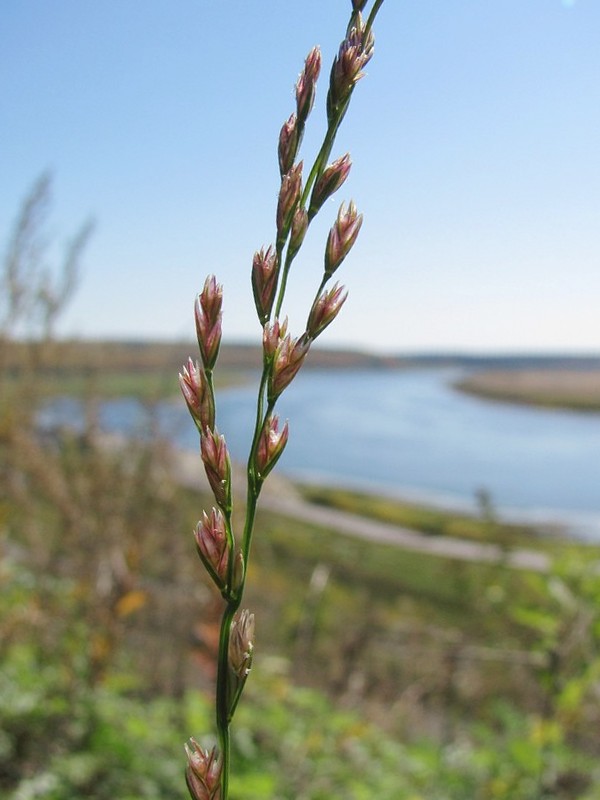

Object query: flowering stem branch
[274,105,348,320]
[302,109,348,214]
[182,4,384,799]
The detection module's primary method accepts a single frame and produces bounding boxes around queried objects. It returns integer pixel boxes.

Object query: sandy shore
[456,368,600,412]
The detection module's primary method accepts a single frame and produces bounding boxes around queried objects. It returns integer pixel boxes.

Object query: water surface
[40,368,600,539]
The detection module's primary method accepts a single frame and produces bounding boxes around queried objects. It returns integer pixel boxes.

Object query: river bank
[455,367,600,413]
[39,364,600,540]
[152,440,595,575]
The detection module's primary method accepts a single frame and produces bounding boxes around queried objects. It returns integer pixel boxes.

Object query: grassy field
[1,339,255,400]
[232,483,600,740]
[1,338,388,399]
[4,341,600,797]
[456,367,600,412]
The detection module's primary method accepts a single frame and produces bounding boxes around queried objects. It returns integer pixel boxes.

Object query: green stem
[204,366,217,431]
[273,248,295,321]
[243,381,275,566]
[301,119,341,213]
[214,374,273,800]
[215,601,238,800]
[305,274,329,332]
[247,369,268,484]
[365,0,385,40]
[272,240,287,321]
[241,490,259,575]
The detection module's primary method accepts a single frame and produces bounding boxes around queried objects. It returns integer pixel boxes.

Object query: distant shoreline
[4,335,600,372]
[7,336,600,411]
[455,368,600,414]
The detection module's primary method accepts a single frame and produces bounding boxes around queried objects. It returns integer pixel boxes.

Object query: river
[40,368,600,540]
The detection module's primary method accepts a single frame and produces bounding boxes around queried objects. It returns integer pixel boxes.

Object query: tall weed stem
[181,4,384,797]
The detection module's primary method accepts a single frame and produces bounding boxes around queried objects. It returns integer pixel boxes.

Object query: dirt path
[171,448,550,573]
[262,493,550,572]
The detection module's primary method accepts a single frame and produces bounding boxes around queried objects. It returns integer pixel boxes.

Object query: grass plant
[5,6,600,799]
[179,3,385,797]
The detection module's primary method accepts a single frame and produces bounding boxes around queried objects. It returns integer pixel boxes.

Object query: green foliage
[3,550,600,799]
[229,665,411,799]
[2,332,599,798]
[0,561,187,800]
[190,664,599,800]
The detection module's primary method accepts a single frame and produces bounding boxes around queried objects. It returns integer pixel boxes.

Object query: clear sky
[2,0,599,354]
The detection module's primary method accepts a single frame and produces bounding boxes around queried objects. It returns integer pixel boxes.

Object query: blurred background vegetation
[2,179,600,799]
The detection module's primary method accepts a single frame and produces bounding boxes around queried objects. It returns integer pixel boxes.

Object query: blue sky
[2,0,599,354]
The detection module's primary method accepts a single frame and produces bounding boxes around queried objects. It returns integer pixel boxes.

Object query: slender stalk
[242,367,275,570]
[366,0,385,38]
[241,490,259,577]
[213,371,270,800]
[273,248,296,322]
[302,119,342,213]
[308,274,329,324]
[183,4,385,798]
[215,602,238,799]
[245,369,269,494]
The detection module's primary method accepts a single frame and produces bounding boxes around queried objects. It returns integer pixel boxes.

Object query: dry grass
[456,368,600,412]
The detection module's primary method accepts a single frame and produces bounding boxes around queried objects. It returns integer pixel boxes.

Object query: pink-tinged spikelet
[255,414,289,480]
[195,276,223,370]
[194,508,229,589]
[179,357,214,432]
[309,153,352,218]
[185,740,222,800]
[251,245,279,324]
[325,200,363,276]
[200,429,232,511]
[307,282,348,339]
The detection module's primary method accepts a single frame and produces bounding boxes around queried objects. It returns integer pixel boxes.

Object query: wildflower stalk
[182,4,384,798]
